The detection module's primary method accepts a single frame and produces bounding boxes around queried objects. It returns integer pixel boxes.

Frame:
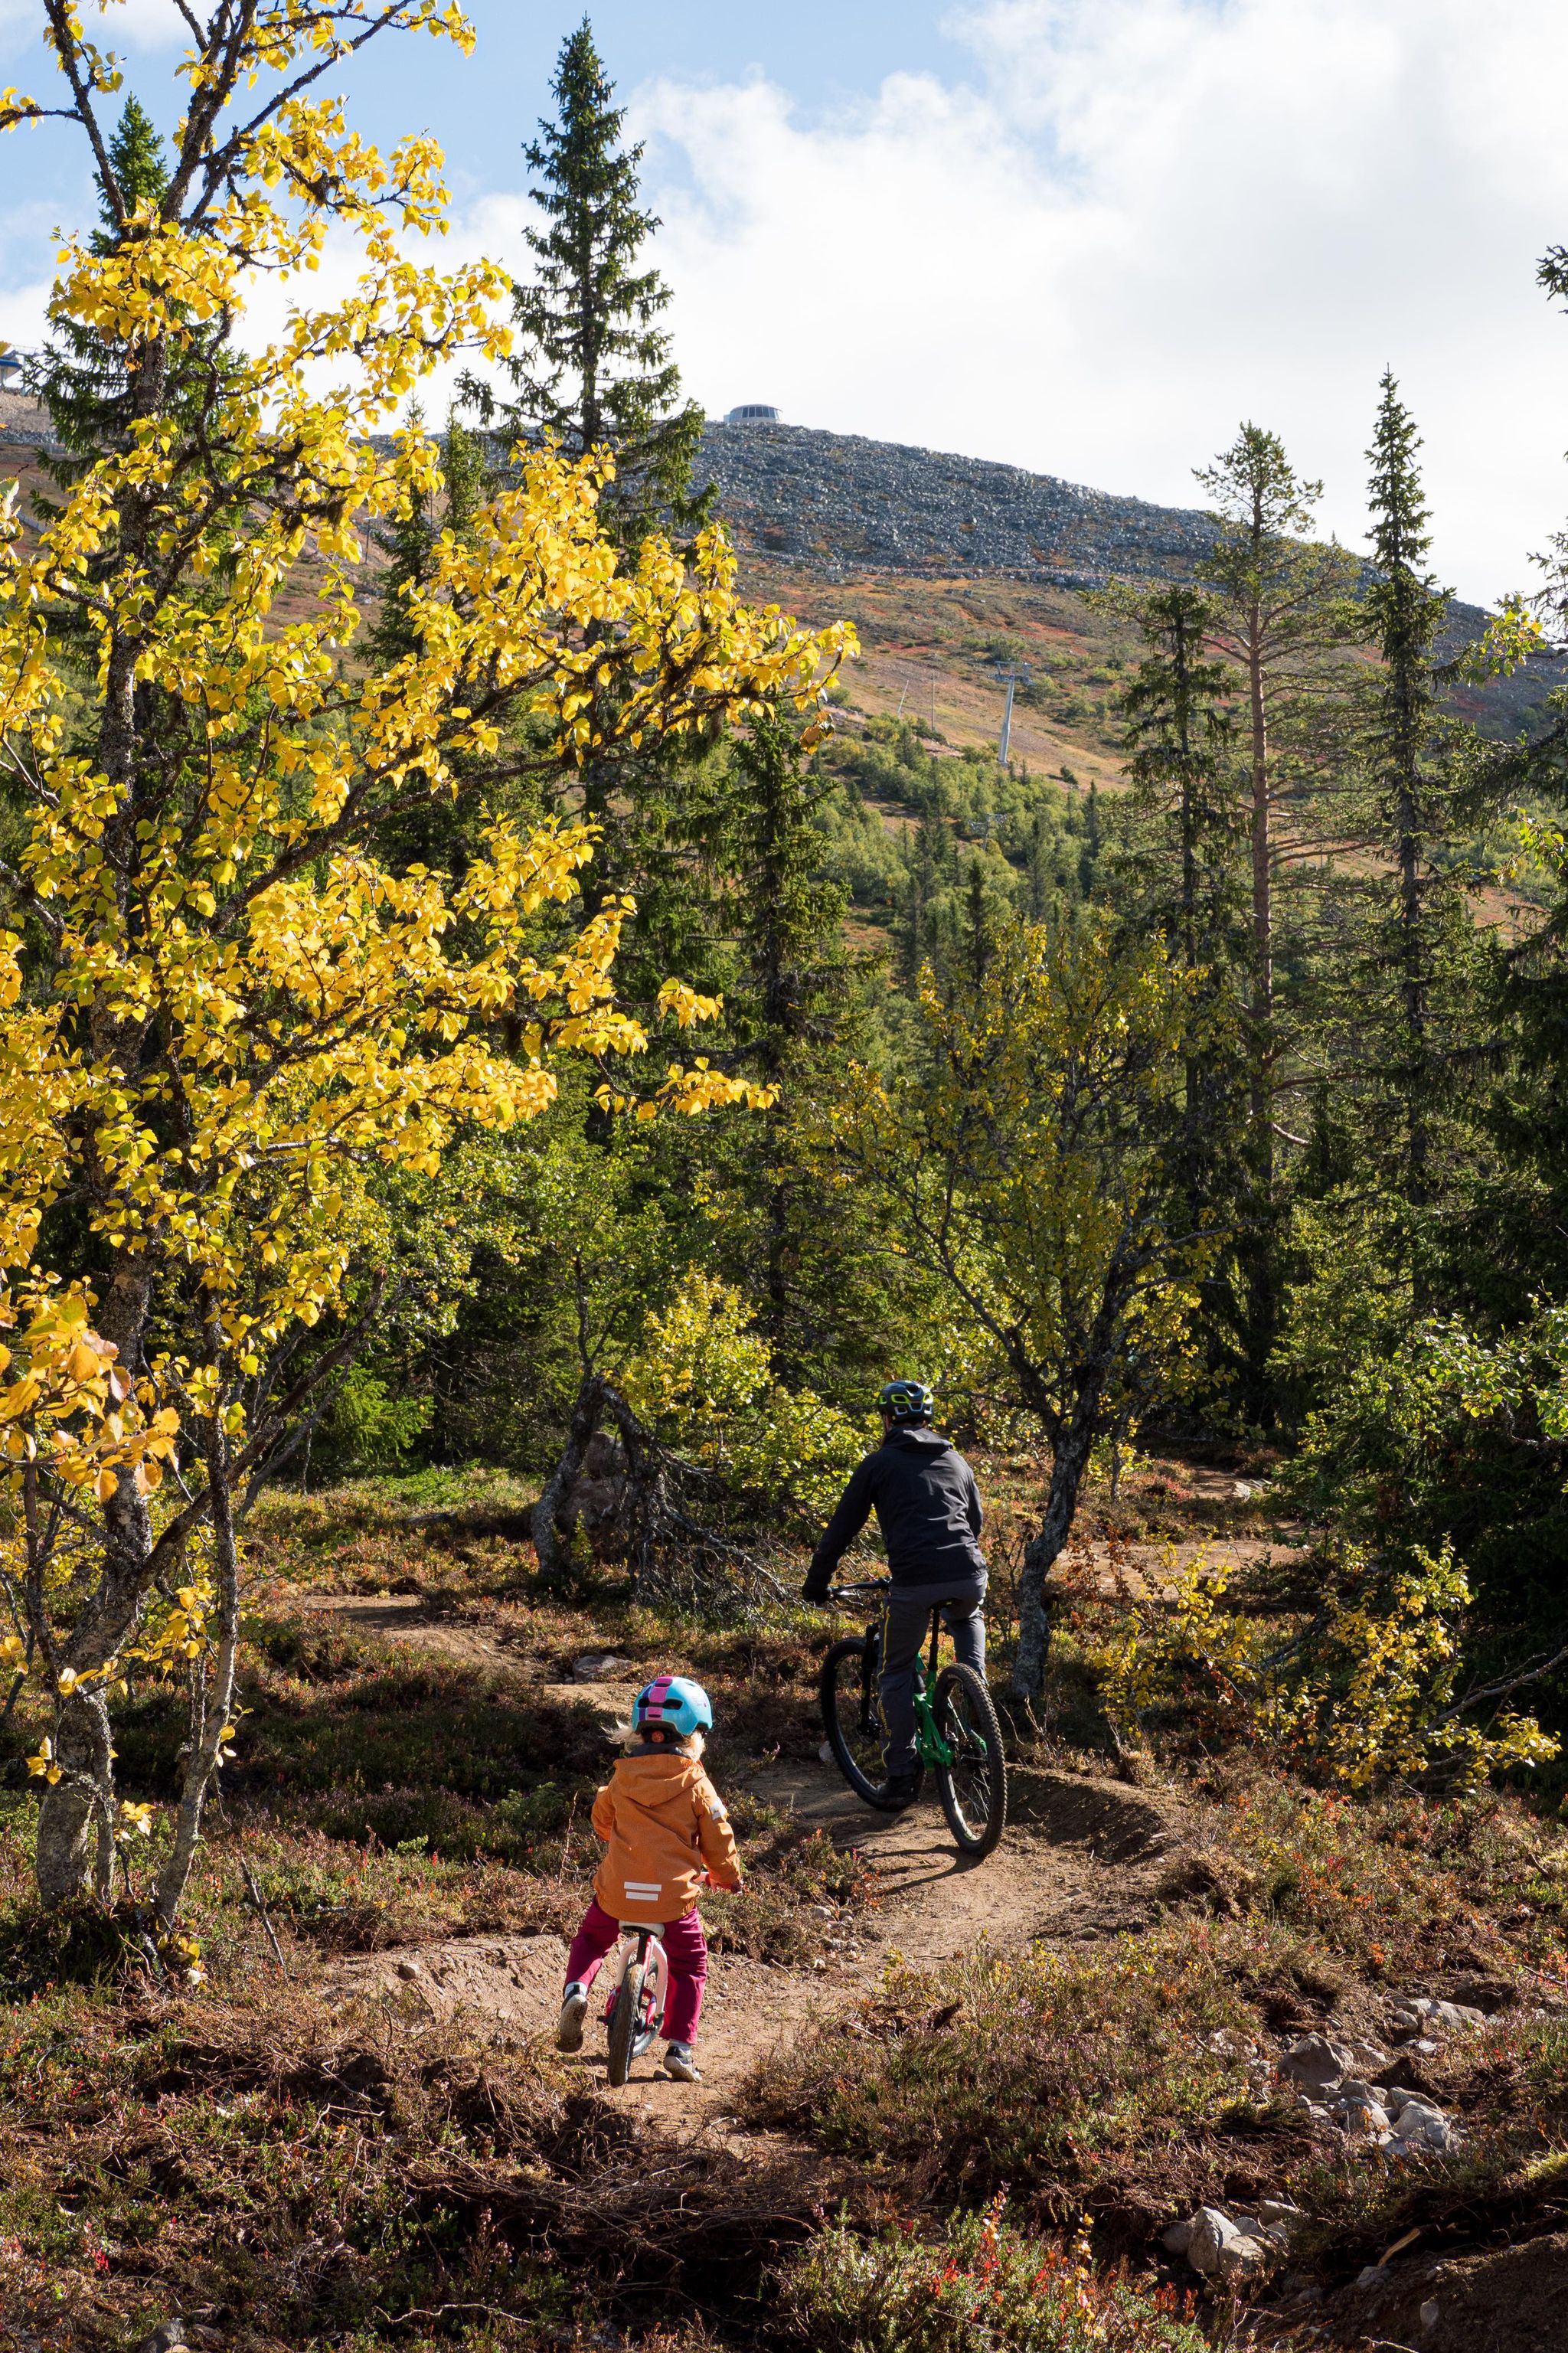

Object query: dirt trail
[308,1594,1182,2132]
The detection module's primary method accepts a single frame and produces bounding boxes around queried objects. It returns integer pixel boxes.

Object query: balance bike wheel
[606,1958,643,2087]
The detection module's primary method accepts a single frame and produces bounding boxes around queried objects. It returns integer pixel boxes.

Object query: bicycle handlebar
[828,1578,892,1598]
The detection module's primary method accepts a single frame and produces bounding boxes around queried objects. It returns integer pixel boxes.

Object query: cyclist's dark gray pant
[880,1579,987,1776]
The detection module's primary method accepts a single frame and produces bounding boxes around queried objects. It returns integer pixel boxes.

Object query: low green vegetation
[773,2201,1207,2353]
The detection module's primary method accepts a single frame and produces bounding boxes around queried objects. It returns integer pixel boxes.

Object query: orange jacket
[590,1750,742,1923]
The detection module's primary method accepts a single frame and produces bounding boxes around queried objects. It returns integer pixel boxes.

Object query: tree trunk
[34,1687,116,1909]
[532,1373,610,1580]
[533,1374,656,1585]
[1011,1403,1099,1703]
[33,1256,157,1907]
[156,1419,242,1927]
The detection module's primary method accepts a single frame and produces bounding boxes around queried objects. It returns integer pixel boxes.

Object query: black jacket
[805,1426,986,1596]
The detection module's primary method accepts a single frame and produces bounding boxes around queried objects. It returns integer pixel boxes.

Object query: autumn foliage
[0,1,844,1920]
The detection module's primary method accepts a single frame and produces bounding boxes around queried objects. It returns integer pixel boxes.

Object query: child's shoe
[557,1982,589,2053]
[662,2040,702,2083]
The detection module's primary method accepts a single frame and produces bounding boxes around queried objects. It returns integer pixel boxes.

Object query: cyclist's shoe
[876,1771,920,1810]
[662,2040,703,2083]
[557,1982,589,2053]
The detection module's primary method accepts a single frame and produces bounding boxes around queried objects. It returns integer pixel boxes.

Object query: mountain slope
[706,418,1568,751]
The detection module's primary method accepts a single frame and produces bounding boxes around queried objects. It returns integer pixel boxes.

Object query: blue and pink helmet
[632,1674,714,1743]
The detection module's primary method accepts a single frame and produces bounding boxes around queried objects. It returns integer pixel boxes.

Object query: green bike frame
[865,1603,962,1769]
[911,1653,956,1768]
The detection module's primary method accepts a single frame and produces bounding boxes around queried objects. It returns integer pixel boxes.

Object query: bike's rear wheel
[606,1958,643,2087]
[820,1635,887,1806]
[633,1940,668,2057]
[932,1662,1007,1857]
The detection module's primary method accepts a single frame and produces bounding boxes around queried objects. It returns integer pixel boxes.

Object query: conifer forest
[3,8,1568,2353]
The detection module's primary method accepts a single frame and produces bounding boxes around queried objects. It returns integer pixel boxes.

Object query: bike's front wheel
[606,1956,643,2087]
[932,1662,1007,1857]
[819,1635,887,1806]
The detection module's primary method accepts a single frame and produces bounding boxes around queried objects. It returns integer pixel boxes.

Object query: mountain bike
[819,1579,1007,1858]
[603,1922,670,2087]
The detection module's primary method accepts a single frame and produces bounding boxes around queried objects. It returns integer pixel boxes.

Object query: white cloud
[617,0,1568,603]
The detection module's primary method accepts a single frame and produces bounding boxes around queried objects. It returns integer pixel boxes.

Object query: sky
[0,2,1565,603]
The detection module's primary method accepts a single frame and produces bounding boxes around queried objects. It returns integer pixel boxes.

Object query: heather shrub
[775,2197,1206,2353]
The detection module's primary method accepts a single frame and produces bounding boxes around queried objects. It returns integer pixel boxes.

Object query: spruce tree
[963,857,993,989]
[1359,373,1483,1224]
[1118,587,1242,979]
[1079,779,1102,897]
[726,713,859,1363]
[476,18,708,543]
[1113,587,1255,1404]
[32,96,168,459]
[1278,378,1492,1387]
[1194,425,1359,1400]
[31,96,237,473]
[1194,429,1357,1139]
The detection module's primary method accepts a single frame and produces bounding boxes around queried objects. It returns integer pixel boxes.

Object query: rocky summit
[699,417,1217,587]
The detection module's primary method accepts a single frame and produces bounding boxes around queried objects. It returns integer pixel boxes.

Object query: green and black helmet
[878,1377,935,1424]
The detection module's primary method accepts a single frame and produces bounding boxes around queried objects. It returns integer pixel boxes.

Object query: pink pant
[564,1896,708,2045]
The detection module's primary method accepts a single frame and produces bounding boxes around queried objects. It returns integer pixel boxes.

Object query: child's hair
[612,1718,705,1758]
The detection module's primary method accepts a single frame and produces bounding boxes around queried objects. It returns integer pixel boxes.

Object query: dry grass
[0,1968,840,2351]
[5,1465,1568,2346]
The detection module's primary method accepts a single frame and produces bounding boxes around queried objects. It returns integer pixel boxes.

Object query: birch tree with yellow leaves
[0,2,844,1922]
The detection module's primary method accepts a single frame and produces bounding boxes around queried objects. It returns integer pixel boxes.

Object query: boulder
[1217,2232,1274,2283]
[1187,2207,1272,2281]
[1161,2219,1194,2255]
[1334,2093,1392,2132]
[1390,2099,1455,2153]
[1392,1995,1485,2037]
[572,1652,633,1683]
[1280,2032,1354,2094]
[1426,1999,1486,2033]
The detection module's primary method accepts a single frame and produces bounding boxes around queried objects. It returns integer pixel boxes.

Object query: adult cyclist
[802,1378,987,1809]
